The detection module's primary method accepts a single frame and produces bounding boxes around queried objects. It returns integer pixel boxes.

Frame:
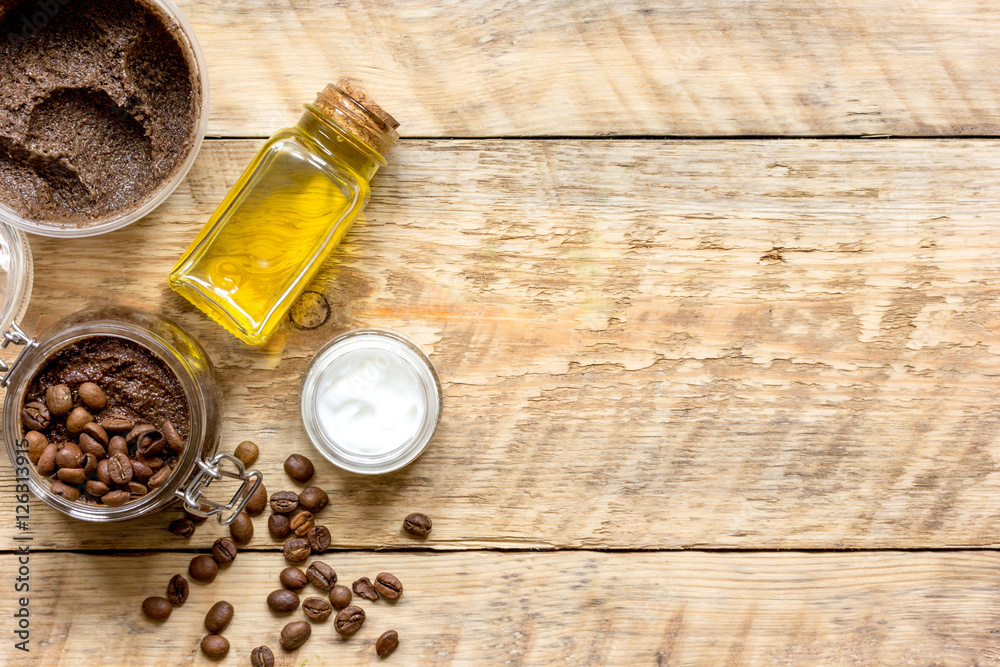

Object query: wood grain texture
[3,139,1000,550]
[181,0,1000,137]
[2,550,1000,665]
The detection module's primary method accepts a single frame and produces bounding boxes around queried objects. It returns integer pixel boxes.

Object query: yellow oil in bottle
[168,82,398,344]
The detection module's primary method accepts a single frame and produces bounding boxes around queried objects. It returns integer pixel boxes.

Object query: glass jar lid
[0,221,32,339]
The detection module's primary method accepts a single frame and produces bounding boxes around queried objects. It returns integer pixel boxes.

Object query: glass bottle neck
[295,108,383,182]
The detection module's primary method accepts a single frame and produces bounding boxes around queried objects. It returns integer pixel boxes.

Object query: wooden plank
[181,0,1000,137]
[2,550,1000,665]
[3,138,1000,550]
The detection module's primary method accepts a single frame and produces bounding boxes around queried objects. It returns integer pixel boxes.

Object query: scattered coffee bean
[125,422,155,445]
[403,512,433,538]
[96,458,112,485]
[283,537,310,562]
[50,481,79,501]
[267,589,300,613]
[108,452,133,485]
[82,421,109,445]
[376,630,399,658]
[306,561,336,591]
[85,480,110,497]
[54,442,83,469]
[374,573,403,600]
[107,436,128,458]
[201,634,230,659]
[82,453,97,476]
[136,451,164,469]
[141,596,172,621]
[77,382,106,411]
[234,440,259,467]
[45,384,73,416]
[24,431,47,465]
[329,585,351,610]
[251,645,275,667]
[56,467,87,484]
[246,481,267,515]
[289,510,314,537]
[302,596,333,621]
[353,577,378,601]
[280,567,308,591]
[78,434,106,459]
[230,511,254,544]
[148,465,172,489]
[136,429,166,456]
[189,555,219,583]
[36,443,57,476]
[65,406,93,436]
[280,620,312,650]
[270,490,298,514]
[101,490,130,507]
[283,453,314,482]
[161,420,183,453]
[297,486,329,513]
[101,415,135,433]
[212,537,238,565]
[269,513,291,539]
[168,517,195,538]
[307,525,331,553]
[204,600,234,633]
[334,605,366,635]
[127,481,148,498]
[21,401,50,431]
[166,574,189,605]
[131,459,153,483]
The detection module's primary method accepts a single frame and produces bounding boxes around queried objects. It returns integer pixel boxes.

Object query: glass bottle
[168,80,399,344]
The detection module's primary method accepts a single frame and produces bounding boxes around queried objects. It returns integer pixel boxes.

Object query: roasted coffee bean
[101,490,130,507]
[108,453,133,485]
[307,525,331,553]
[374,573,403,600]
[297,486,329,513]
[187,506,211,524]
[234,440,259,467]
[128,481,149,498]
[201,634,230,659]
[85,480,110,497]
[78,433,107,459]
[101,415,134,433]
[65,406,93,436]
[136,452,164,469]
[334,605,366,636]
[22,401,50,431]
[36,443,58,476]
[107,436,128,458]
[353,577,378,601]
[289,510,314,536]
[125,422,155,444]
[403,512,433,538]
[283,453,314,482]
[269,513,291,539]
[161,420,183,453]
[168,517,196,538]
[302,596,332,621]
[230,511,254,544]
[82,453,97,476]
[280,620,312,650]
[96,458,112,485]
[56,467,87,484]
[280,567,308,591]
[189,555,219,583]
[204,600,234,633]
[148,465,172,489]
[136,429,166,456]
[54,441,83,469]
[212,537,238,565]
[329,585,352,610]
[283,537,310,562]
[25,431,47,465]
[250,645,275,667]
[246,481,267,515]
[167,574,189,605]
[51,480,79,501]
[141,596,172,621]
[376,630,399,658]
[45,384,73,416]
[131,459,153,483]
[266,589,300,613]
[82,421,109,446]
[306,561,336,591]
[77,382,106,411]
[270,491,299,514]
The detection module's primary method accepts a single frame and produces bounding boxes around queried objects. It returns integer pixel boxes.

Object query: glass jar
[169,79,399,345]
[0,228,260,522]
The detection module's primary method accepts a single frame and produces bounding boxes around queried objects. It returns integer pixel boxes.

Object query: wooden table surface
[4,1,1000,664]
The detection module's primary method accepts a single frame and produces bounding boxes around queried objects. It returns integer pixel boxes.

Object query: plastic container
[0,0,209,238]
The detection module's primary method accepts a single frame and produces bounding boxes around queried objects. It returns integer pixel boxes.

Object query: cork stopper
[312,78,399,159]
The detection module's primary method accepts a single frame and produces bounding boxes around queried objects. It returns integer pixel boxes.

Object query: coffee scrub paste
[0,0,200,225]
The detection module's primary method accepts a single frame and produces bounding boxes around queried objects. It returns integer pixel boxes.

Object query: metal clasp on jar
[177,452,262,524]
[0,322,38,388]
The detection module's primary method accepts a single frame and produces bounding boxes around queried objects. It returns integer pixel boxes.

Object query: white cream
[314,348,426,456]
